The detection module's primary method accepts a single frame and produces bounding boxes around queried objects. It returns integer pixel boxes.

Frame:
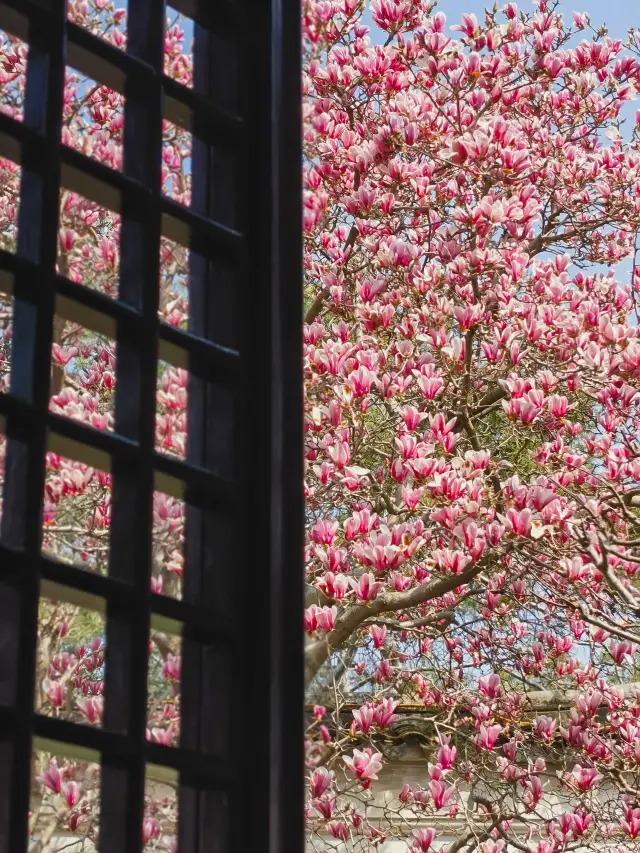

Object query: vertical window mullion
[238,2,305,853]
[98,2,165,852]
[177,18,239,853]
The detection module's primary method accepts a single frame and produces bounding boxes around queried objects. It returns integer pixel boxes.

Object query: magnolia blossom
[410,828,437,853]
[40,760,62,794]
[343,748,383,788]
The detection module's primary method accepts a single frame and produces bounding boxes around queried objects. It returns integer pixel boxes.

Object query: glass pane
[31,748,101,850]
[36,593,105,727]
[159,236,189,329]
[42,451,111,574]
[58,188,120,297]
[49,315,116,432]
[63,66,124,171]
[0,27,27,121]
[164,6,193,89]
[161,120,192,207]
[68,0,127,50]
[151,488,184,600]
[156,361,187,461]
[0,291,12,392]
[0,157,20,253]
[147,630,181,747]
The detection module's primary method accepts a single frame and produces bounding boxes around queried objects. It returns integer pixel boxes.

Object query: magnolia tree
[302,1,640,851]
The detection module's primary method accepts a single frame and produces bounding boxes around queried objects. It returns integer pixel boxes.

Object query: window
[0,1,303,852]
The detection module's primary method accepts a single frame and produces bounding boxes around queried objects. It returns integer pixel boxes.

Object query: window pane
[31,748,101,850]
[58,189,120,297]
[36,593,105,727]
[164,7,193,89]
[63,66,124,172]
[68,0,127,50]
[42,451,111,574]
[0,27,27,121]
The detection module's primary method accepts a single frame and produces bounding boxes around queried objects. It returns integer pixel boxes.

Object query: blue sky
[363,1,636,40]
[428,0,634,39]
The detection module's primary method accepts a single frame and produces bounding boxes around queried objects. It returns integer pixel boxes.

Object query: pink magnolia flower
[369,624,387,648]
[304,605,319,633]
[410,827,437,852]
[523,776,543,809]
[43,677,66,708]
[609,639,636,666]
[76,696,103,724]
[40,760,62,794]
[533,715,557,743]
[501,508,535,538]
[309,767,333,799]
[430,778,455,809]
[432,548,471,574]
[547,394,571,418]
[352,703,375,733]
[478,674,502,699]
[622,807,640,838]
[502,397,541,425]
[572,811,592,836]
[451,12,479,39]
[316,605,338,631]
[480,842,505,853]
[327,820,348,841]
[148,727,175,746]
[318,572,348,599]
[400,405,426,430]
[162,653,181,681]
[62,781,80,808]
[142,818,161,845]
[327,440,351,468]
[437,740,457,770]
[343,748,383,788]
[475,724,502,751]
[350,573,383,602]
[311,518,338,545]
[59,228,77,252]
[566,764,602,792]
[313,794,336,820]
[373,697,399,728]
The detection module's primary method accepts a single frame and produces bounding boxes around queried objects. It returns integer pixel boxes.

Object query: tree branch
[305,563,484,683]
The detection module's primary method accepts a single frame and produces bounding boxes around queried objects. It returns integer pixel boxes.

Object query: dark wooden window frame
[0,1,303,851]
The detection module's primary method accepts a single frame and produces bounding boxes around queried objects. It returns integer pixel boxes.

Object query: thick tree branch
[305,563,484,683]
[364,608,455,631]
[452,383,508,435]
[305,583,332,609]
